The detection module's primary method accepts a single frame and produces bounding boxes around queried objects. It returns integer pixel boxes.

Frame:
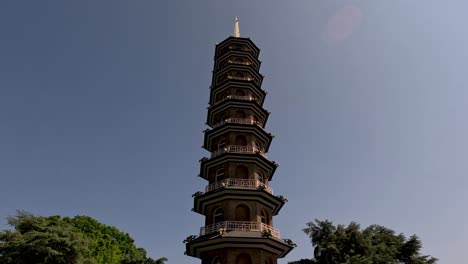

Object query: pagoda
[185,18,295,264]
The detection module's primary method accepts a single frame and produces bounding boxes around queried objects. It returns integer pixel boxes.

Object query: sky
[1,1,467,263]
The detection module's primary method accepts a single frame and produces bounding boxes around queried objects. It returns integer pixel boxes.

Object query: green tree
[290,219,437,264]
[0,211,166,264]
[63,215,147,264]
[144,257,168,264]
[0,211,93,264]
[288,260,315,264]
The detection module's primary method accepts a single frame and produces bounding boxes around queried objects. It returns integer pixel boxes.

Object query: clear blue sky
[1,1,467,263]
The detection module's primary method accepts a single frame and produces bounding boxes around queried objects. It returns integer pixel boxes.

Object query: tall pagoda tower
[185,18,295,264]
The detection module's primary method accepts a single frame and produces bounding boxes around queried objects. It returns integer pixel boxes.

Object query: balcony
[213,95,260,106]
[227,75,256,82]
[212,117,262,128]
[211,145,266,158]
[200,221,280,239]
[227,60,251,66]
[205,178,273,194]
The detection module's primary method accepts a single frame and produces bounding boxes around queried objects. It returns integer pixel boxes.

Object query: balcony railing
[212,118,262,128]
[228,60,251,66]
[200,221,280,239]
[227,95,257,101]
[227,76,255,82]
[211,145,266,158]
[205,178,273,194]
[214,95,260,106]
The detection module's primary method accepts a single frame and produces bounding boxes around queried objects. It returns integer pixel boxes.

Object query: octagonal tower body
[186,21,294,264]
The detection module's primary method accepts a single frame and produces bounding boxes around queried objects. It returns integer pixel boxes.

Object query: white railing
[212,118,261,128]
[228,60,251,66]
[200,221,280,238]
[227,76,255,82]
[211,145,266,158]
[227,95,257,101]
[205,178,273,194]
[213,95,261,106]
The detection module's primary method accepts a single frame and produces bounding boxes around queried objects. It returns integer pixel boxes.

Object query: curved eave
[210,76,263,94]
[211,64,263,88]
[207,100,270,128]
[214,50,262,72]
[203,123,273,152]
[213,62,260,77]
[199,153,278,181]
[211,75,263,90]
[209,81,266,106]
[215,36,261,58]
[186,233,293,259]
[193,188,285,216]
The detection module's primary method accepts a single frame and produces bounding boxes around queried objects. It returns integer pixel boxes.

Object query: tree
[289,219,437,264]
[144,257,168,264]
[63,215,147,264]
[0,211,166,264]
[289,260,315,264]
[0,211,92,264]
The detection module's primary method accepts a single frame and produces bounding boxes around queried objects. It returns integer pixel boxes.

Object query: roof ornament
[234,16,240,38]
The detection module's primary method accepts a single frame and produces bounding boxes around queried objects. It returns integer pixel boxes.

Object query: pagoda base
[185,231,294,260]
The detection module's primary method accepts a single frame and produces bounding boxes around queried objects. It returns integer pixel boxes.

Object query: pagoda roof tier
[215,37,260,58]
[199,153,278,181]
[203,122,273,152]
[206,100,269,128]
[214,50,261,72]
[212,61,261,80]
[209,81,266,106]
[185,232,293,259]
[192,188,286,216]
[211,64,264,88]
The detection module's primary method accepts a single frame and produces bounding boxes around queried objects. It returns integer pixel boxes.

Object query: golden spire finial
[234,16,240,37]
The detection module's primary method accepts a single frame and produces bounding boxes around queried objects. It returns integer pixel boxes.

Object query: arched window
[236,253,252,264]
[235,204,250,222]
[221,59,229,68]
[235,89,246,96]
[215,168,225,182]
[256,171,264,183]
[213,207,224,224]
[219,73,228,83]
[231,44,241,51]
[235,71,244,78]
[253,140,262,152]
[221,46,230,55]
[233,57,244,63]
[235,165,248,179]
[261,209,269,225]
[216,91,228,102]
[235,110,246,118]
[253,115,261,126]
[235,135,247,146]
[218,113,228,123]
[218,138,226,150]
[212,257,221,264]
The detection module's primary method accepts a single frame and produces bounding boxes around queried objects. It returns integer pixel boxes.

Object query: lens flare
[324,5,363,43]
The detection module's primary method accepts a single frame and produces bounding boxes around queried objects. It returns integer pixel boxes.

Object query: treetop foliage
[0,210,167,264]
[289,219,437,264]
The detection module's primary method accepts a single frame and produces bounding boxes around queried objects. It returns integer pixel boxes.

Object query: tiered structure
[185,18,295,264]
